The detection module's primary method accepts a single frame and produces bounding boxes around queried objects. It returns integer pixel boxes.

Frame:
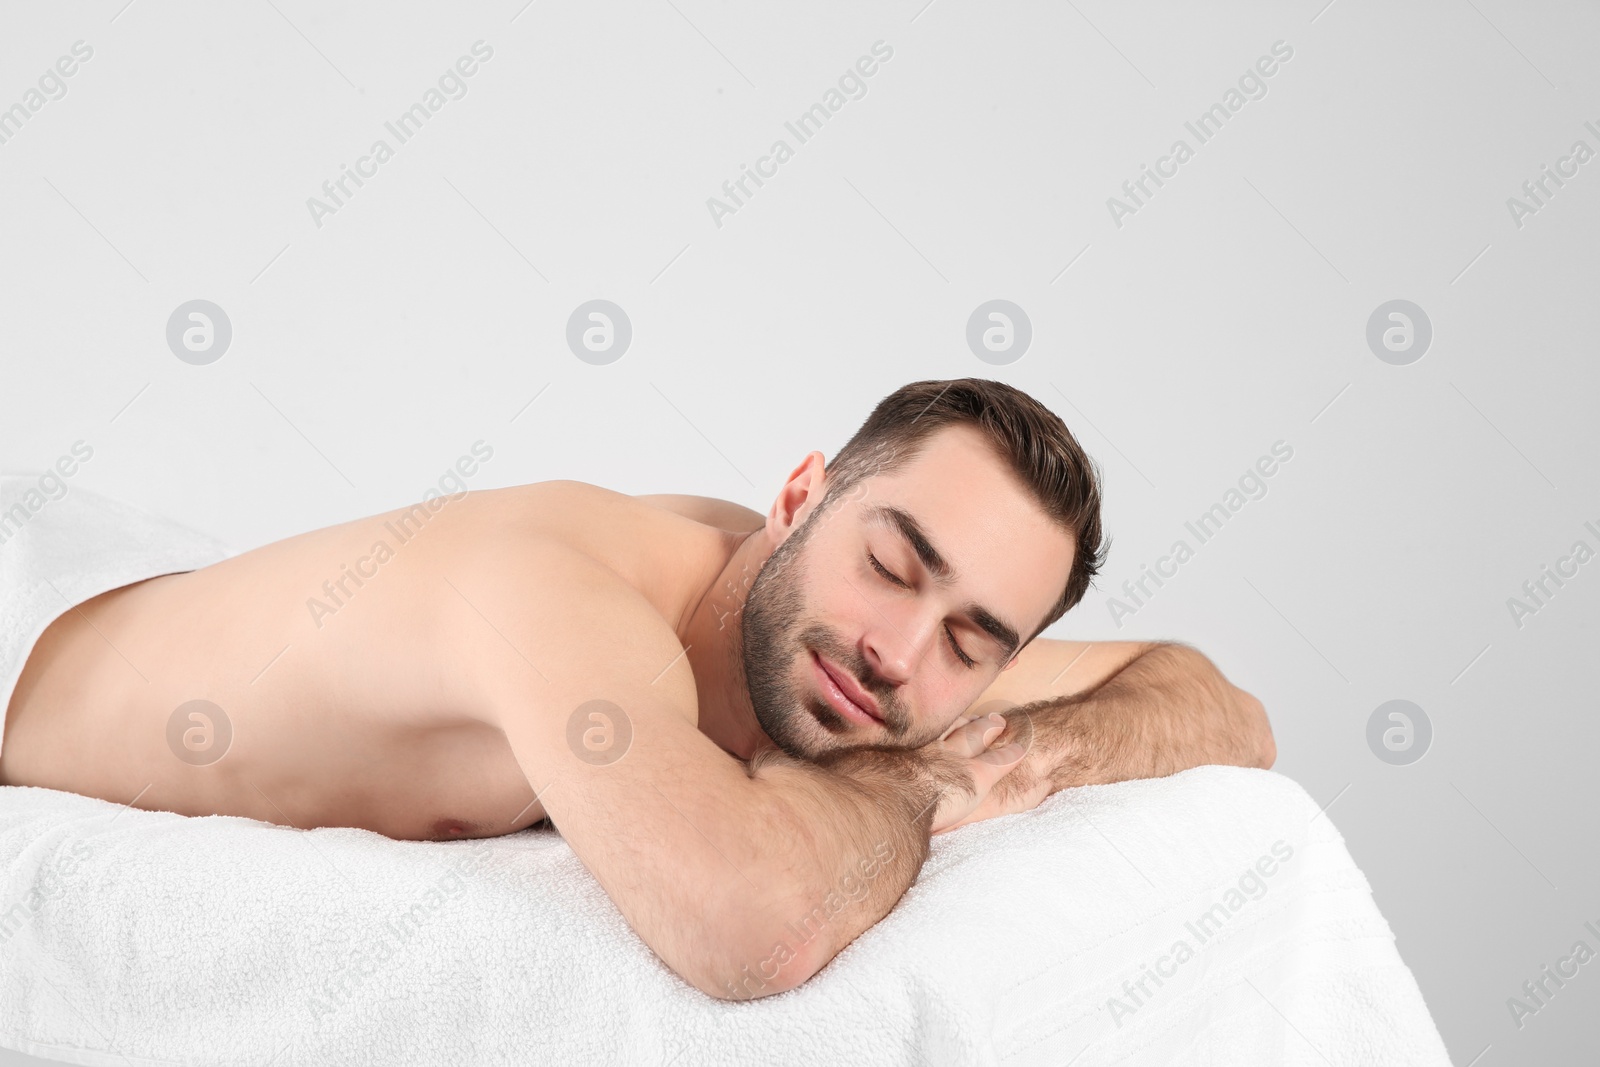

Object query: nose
[861,603,938,686]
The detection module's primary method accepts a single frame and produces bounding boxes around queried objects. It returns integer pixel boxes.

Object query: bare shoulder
[462,479,762,533]
[439,532,700,730]
[633,493,766,532]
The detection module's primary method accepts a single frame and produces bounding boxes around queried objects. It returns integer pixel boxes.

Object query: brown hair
[821,378,1109,648]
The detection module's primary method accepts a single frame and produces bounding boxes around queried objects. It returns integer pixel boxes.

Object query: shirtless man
[0,378,1274,1001]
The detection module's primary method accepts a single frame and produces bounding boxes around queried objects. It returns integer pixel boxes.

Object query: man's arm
[453,542,1017,999]
[944,640,1275,829]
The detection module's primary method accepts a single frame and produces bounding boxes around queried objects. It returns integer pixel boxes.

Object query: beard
[737,500,914,760]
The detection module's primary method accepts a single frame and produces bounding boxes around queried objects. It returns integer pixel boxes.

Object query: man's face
[740,424,1075,760]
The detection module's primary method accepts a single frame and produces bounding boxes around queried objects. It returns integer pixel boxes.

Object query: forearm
[730,743,963,999]
[993,642,1273,799]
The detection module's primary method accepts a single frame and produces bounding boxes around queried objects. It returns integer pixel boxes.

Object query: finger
[938,713,978,742]
[945,713,1007,758]
[929,736,1005,831]
[980,713,1010,748]
[939,762,1048,834]
[975,740,1026,768]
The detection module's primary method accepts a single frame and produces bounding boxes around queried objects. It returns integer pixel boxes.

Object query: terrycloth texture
[0,478,1453,1065]
[0,474,235,759]
[0,769,1451,1066]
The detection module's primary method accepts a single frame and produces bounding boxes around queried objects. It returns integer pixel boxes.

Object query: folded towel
[0,480,1454,1066]
[0,768,1453,1066]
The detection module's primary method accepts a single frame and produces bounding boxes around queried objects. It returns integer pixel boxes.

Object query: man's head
[739,378,1109,760]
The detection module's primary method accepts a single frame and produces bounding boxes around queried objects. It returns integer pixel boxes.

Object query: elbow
[696,864,873,999]
[698,958,818,1002]
[1240,689,1275,769]
[683,769,906,1000]
[685,916,824,1001]
[1258,727,1277,769]
[688,860,841,1000]
[674,843,833,1000]
[1176,644,1276,770]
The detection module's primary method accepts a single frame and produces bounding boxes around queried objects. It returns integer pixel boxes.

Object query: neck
[675,526,777,760]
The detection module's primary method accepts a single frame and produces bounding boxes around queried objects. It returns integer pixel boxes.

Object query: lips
[810,650,883,726]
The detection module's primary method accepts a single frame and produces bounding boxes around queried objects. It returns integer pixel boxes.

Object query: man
[0,378,1274,1001]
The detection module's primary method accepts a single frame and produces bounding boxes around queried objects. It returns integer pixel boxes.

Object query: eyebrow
[861,503,1023,661]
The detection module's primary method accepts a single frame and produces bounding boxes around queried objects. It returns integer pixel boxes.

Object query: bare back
[0,481,729,841]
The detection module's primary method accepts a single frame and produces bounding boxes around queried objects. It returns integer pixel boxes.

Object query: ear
[766,450,828,541]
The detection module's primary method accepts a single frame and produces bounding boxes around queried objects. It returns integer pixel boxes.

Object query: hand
[930,711,1056,835]
[923,712,1028,834]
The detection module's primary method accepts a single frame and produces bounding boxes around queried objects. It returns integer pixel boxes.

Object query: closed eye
[867,552,978,669]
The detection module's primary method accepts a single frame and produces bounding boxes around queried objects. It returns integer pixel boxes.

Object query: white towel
[0,768,1453,1066]
[0,481,1454,1066]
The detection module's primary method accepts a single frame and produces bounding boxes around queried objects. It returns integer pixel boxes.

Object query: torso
[0,481,738,841]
